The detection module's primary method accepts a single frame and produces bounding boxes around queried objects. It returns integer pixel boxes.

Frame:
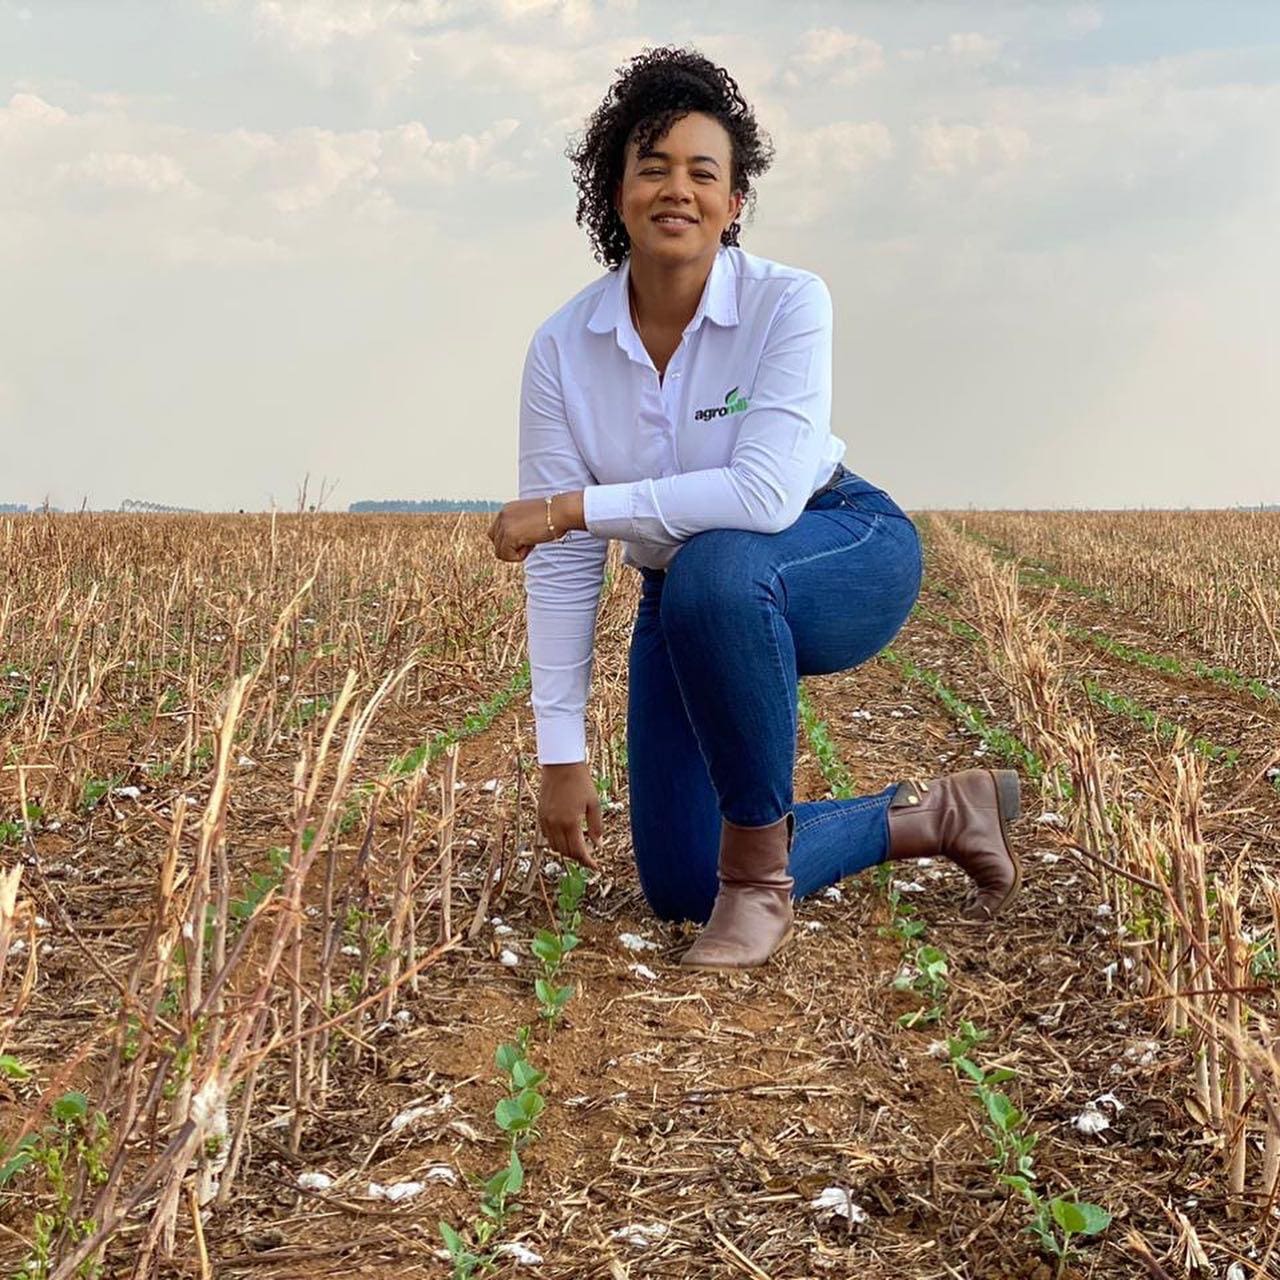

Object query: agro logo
[694,386,750,421]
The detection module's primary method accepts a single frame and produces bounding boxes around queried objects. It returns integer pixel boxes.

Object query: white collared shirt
[519,244,847,764]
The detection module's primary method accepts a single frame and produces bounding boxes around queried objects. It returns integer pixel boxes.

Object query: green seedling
[531,864,588,1026]
[0,1054,32,1082]
[797,685,857,800]
[229,846,290,925]
[895,943,950,1027]
[440,1030,545,1279]
[1083,679,1238,765]
[2,1090,111,1279]
[389,663,531,777]
[79,773,125,814]
[877,873,928,943]
[945,1029,1110,1274]
[880,649,1053,788]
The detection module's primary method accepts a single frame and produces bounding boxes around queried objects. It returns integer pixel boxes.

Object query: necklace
[628,284,645,344]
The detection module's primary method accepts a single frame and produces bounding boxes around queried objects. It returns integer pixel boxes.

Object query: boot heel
[992,770,1021,822]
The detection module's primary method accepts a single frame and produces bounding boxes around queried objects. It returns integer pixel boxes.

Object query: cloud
[913,120,1030,175]
[57,150,197,196]
[776,27,884,90]
[757,119,894,227]
[0,91,526,265]
[941,32,1001,62]
[1066,5,1104,36]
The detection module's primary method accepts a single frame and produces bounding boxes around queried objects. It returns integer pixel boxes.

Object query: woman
[488,47,1021,971]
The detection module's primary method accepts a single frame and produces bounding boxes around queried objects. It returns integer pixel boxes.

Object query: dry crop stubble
[2,511,1280,1276]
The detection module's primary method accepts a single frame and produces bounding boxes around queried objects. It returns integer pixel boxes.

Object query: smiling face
[614,110,745,268]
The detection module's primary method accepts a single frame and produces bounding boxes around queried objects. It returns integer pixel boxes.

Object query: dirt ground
[4,515,1277,1279]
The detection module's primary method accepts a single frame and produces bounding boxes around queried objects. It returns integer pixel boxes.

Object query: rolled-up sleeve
[581,276,832,543]
[518,329,609,765]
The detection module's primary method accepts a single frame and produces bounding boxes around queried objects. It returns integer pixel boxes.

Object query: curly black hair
[566,46,774,270]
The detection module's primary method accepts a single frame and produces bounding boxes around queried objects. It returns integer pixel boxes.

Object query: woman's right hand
[538,761,602,871]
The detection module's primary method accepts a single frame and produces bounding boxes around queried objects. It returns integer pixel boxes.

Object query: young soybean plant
[946,1021,1110,1275]
[0,1088,111,1280]
[895,943,950,1028]
[531,864,587,1028]
[439,1028,548,1279]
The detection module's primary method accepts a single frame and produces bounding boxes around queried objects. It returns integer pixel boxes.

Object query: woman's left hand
[488,497,563,563]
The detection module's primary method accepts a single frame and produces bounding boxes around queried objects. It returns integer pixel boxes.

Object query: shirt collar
[586,245,739,342]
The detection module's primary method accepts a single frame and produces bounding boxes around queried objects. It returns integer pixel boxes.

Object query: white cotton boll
[1036,812,1066,827]
[47,821,61,832]
[1094,1092,1124,1113]
[493,924,515,937]
[395,1009,412,1023]
[113,786,142,800]
[810,1187,868,1222]
[618,932,658,951]
[822,886,842,902]
[340,944,361,957]
[190,1076,228,1133]
[238,755,257,769]
[499,948,520,967]
[34,916,49,929]
[424,1165,457,1184]
[892,880,927,894]
[628,963,658,981]
[9,940,27,954]
[1072,1106,1110,1135]
[1095,903,1112,916]
[1124,1041,1160,1066]
[889,710,904,718]
[297,1171,333,1191]
[389,1094,452,1133]
[1227,1263,1248,1280]
[610,1223,668,1248]
[543,859,562,876]
[380,1181,425,1202]
[389,1109,430,1133]
[849,709,872,720]
[802,920,824,931]
[497,1242,544,1265]
[481,778,500,792]
[926,1040,950,1059]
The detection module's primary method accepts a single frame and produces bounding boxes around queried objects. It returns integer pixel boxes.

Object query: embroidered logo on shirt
[694,386,750,421]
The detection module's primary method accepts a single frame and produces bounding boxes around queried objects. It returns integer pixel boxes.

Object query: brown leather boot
[886,769,1022,921]
[679,813,795,971]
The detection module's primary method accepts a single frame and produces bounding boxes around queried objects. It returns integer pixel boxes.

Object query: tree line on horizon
[348,499,505,513]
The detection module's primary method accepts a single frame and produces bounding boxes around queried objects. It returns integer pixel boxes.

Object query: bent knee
[661,530,774,621]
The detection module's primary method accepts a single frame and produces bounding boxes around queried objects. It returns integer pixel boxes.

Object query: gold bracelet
[545,495,563,540]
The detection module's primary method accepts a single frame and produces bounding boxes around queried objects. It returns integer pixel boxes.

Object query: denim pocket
[832,484,909,522]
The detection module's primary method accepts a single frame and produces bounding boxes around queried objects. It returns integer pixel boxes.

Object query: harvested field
[2,510,1279,1278]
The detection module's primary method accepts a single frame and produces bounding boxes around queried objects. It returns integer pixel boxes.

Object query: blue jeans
[627,465,924,923]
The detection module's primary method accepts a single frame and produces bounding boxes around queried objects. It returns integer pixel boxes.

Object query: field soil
[3,512,1276,1279]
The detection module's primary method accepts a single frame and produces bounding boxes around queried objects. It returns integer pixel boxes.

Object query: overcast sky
[2,1,1278,511]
